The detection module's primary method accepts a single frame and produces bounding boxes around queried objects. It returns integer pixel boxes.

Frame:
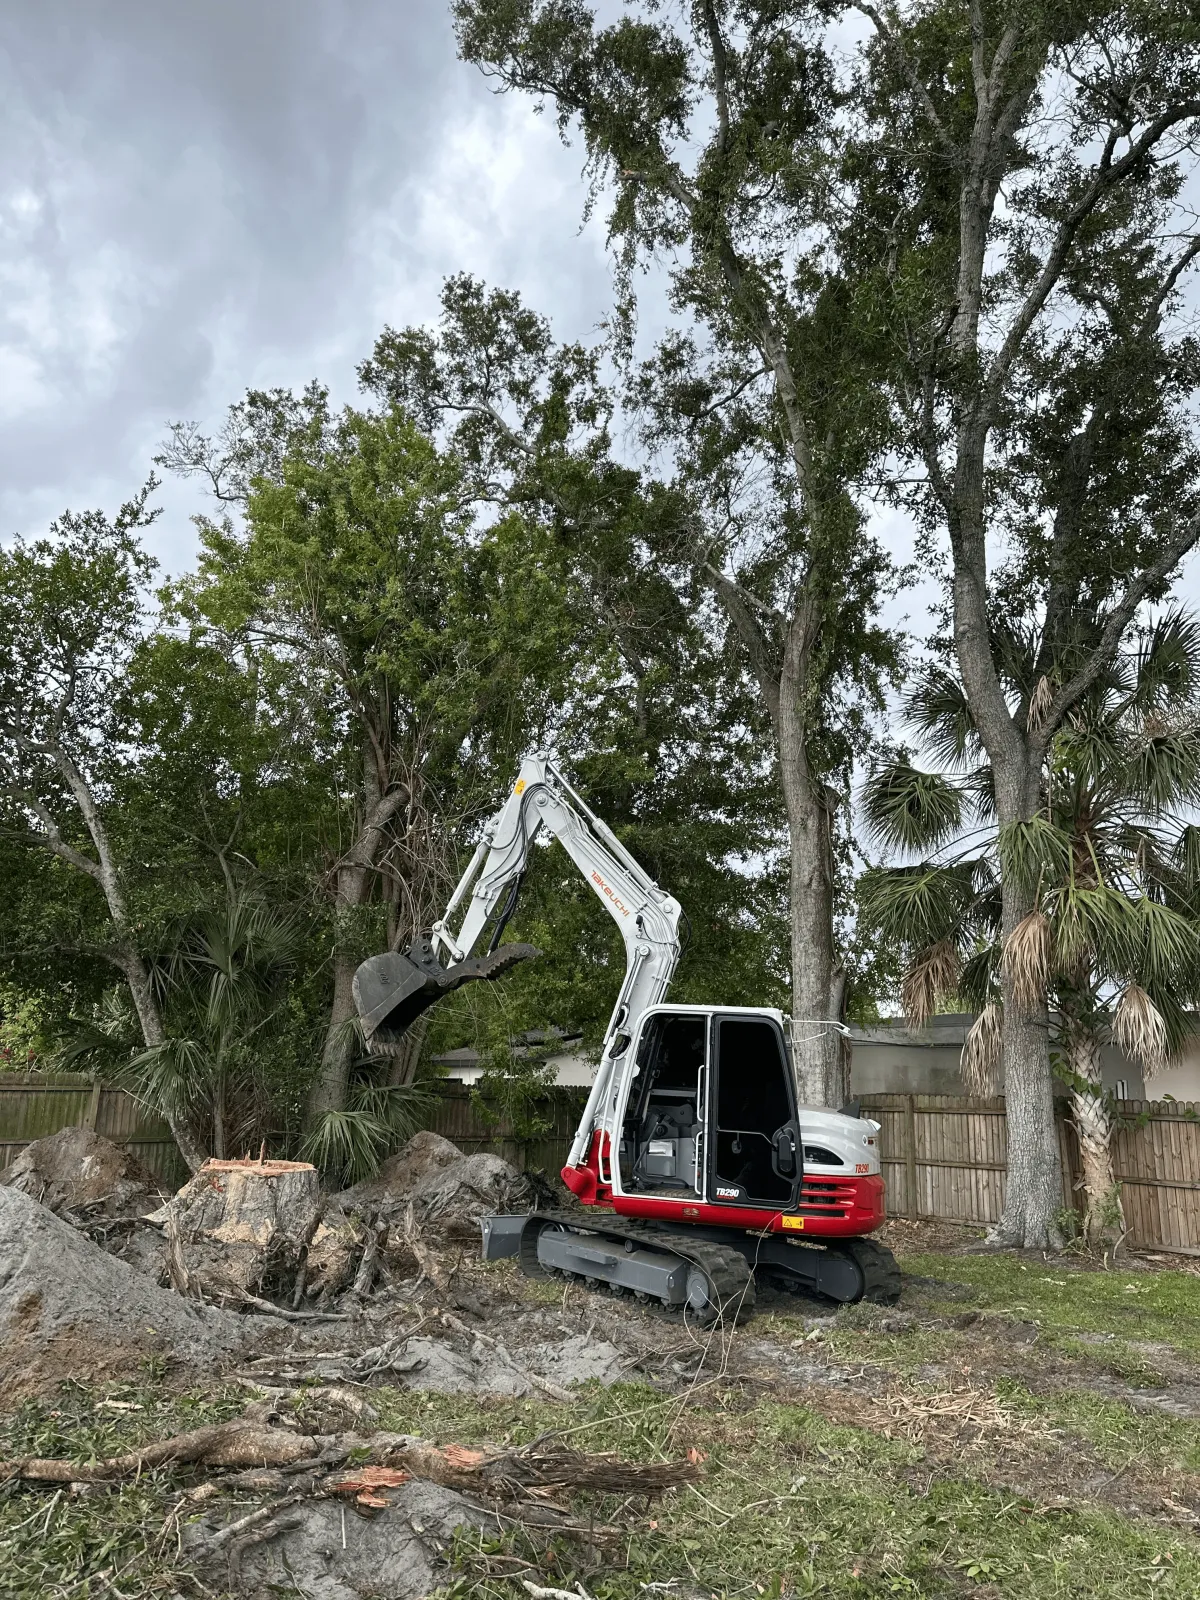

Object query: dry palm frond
[901,940,961,1028]
[1112,984,1169,1077]
[961,1003,1003,1095]
[1026,674,1053,733]
[1002,911,1052,1011]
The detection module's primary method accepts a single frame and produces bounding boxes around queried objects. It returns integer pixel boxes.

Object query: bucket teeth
[352,938,540,1046]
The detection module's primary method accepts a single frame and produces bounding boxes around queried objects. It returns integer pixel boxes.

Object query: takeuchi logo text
[591,870,631,916]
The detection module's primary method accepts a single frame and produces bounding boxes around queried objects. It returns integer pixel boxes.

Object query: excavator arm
[352,753,682,1166]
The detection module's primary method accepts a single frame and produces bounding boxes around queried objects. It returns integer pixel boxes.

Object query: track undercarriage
[483,1209,902,1325]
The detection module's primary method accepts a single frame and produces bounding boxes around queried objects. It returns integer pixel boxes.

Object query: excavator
[353,752,900,1322]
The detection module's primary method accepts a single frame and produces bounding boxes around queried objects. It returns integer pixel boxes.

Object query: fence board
[861,1093,1200,1249]
[3,1076,1197,1249]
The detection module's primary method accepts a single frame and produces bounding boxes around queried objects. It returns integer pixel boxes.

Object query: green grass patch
[5,1370,1199,1599]
[898,1251,1200,1355]
[996,1381,1200,1478]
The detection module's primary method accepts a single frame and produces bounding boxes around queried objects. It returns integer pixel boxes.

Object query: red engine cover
[561,1152,885,1238]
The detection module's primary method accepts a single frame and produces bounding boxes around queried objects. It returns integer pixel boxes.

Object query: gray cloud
[0,0,612,569]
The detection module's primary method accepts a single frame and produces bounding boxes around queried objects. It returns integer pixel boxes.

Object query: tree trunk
[990,875,1065,1249]
[778,690,844,1108]
[109,942,209,1175]
[307,754,409,1126]
[310,947,359,1121]
[1063,1015,1124,1249]
[385,1014,430,1088]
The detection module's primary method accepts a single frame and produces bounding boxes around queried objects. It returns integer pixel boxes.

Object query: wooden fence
[0,1074,187,1188]
[862,1093,1200,1251]
[0,1075,587,1192]
[2,1076,1197,1251]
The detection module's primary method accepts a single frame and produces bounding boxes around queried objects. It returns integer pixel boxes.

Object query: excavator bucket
[352,936,541,1048]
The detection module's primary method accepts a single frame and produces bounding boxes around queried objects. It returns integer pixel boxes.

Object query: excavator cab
[617,1007,801,1210]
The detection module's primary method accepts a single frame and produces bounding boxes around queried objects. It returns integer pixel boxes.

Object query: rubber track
[833,1236,902,1304]
[521,1209,756,1325]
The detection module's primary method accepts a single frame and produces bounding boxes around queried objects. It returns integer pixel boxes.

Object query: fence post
[904,1094,919,1218]
[84,1080,103,1133]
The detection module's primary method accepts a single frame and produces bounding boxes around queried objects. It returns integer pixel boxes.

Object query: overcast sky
[2,1,1194,640]
[0,0,621,572]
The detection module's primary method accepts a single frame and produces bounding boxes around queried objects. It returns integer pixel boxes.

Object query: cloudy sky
[0,0,619,572]
[3,2,1194,630]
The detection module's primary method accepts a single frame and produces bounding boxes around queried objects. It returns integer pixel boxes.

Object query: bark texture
[1063,1016,1125,1248]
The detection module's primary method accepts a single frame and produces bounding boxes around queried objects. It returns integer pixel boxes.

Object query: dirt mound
[189,1475,498,1598]
[339,1130,463,1210]
[0,1186,267,1395]
[335,1132,534,1243]
[0,1126,166,1217]
[413,1151,534,1239]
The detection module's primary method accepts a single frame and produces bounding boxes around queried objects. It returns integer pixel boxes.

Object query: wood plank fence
[2,1076,1197,1251]
[861,1093,1200,1251]
[0,1074,187,1189]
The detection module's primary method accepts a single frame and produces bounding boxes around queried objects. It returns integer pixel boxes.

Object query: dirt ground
[4,1156,1200,1599]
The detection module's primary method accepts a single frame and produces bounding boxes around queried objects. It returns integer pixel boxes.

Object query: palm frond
[119,1037,213,1121]
[862,761,965,855]
[957,944,999,1010]
[1026,674,1053,734]
[1172,824,1200,890]
[900,939,961,1028]
[998,817,1072,897]
[1046,882,1139,972]
[1123,729,1200,815]
[1132,607,1200,714]
[904,666,980,766]
[1111,984,1169,1077]
[1002,911,1052,1012]
[961,1003,1003,1096]
[858,863,974,947]
[300,1108,393,1187]
[1128,897,1200,989]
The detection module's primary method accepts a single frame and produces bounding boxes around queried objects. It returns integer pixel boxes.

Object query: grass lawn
[3,1238,1199,1598]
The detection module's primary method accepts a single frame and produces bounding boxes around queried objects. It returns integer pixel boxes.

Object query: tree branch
[985,100,1200,417]
[853,2,957,157]
[1034,509,1200,751]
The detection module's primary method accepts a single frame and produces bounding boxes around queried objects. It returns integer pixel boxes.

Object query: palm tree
[860,612,1200,1246]
[60,889,307,1161]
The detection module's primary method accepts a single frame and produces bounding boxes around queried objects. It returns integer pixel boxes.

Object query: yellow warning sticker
[781,1215,805,1231]
[514,779,526,794]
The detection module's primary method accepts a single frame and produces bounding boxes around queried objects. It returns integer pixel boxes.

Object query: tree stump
[151,1156,326,1303]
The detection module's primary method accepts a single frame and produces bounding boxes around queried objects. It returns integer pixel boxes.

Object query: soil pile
[0,1185,267,1395]
[192,1478,500,1599]
[337,1130,535,1242]
[0,1126,166,1217]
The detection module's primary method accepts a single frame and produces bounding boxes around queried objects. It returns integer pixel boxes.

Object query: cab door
[707,1014,801,1208]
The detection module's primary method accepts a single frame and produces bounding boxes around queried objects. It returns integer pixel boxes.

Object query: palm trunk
[987,759,1064,1248]
[1062,1014,1124,1249]
[212,1070,227,1162]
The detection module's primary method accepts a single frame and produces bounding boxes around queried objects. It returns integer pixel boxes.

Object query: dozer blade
[352,936,540,1046]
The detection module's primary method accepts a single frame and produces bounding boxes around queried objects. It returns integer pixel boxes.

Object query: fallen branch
[1,1409,703,1501]
[1,1420,321,1482]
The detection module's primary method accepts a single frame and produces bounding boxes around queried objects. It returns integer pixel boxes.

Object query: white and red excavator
[353,752,900,1322]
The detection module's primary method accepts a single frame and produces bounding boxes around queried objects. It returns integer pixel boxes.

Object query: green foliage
[301,1081,431,1185]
